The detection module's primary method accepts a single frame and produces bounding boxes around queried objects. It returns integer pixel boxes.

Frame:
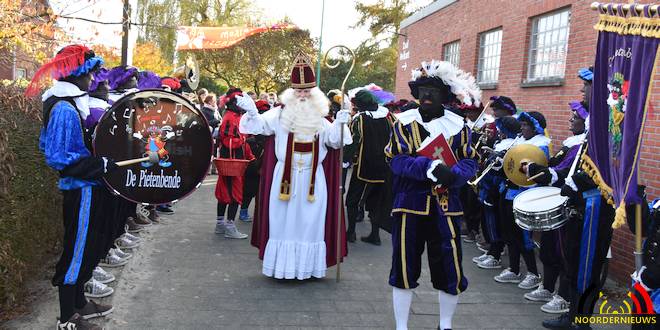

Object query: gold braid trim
[594,13,660,37]
[580,154,615,207]
[613,199,627,230]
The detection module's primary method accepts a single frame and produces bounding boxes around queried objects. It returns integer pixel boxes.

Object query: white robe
[239,107,351,280]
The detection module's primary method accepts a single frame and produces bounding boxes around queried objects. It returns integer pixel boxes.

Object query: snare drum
[513,186,569,231]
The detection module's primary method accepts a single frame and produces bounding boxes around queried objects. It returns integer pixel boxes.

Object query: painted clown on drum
[385,60,480,330]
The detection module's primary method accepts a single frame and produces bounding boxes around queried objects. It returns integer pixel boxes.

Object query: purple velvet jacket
[385,118,478,216]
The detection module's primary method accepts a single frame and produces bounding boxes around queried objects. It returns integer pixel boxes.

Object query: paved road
[5,175,622,329]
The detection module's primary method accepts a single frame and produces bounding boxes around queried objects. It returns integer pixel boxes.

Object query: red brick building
[395,0,659,283]
[0,0,55,81]
[0,49,41,81]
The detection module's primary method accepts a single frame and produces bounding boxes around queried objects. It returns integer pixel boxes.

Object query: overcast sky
[50,0,432,54]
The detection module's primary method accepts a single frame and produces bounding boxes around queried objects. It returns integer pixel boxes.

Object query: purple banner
[587,6,659,220]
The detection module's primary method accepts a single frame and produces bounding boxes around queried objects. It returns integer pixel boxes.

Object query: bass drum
[513,186,569,231]
[94,89,213,205]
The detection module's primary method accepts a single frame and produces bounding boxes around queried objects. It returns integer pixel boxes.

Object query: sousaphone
[173,55,200,90]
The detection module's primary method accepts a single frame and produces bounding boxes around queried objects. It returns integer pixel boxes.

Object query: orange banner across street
[175,23,298,51]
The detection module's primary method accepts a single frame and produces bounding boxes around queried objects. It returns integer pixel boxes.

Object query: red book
[416,133,457,167]
[417,134,457,194]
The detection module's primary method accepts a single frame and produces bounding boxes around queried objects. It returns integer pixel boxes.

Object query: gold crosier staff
[323,45,355,282]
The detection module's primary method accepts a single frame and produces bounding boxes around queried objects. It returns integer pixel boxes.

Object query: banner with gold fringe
[586,4,659,229]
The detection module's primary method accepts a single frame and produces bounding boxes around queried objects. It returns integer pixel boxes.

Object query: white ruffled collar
[88,97,110,110]
[41,81,90,119]
[363,106,389,119]
[108,88,138,102]
[562,133,586,148]
[396,108,464,139]
[518,134,551,148]
[494,137,518,152]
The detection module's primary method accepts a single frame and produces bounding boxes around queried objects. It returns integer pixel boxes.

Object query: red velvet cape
[250,135,348,268]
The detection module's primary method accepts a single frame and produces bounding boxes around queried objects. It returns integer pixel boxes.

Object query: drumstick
[527,172,546,182]
[116,151,159,167]
[524,192,562,203]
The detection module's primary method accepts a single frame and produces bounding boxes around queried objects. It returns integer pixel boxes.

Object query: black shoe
[542,313,572,329]
[347,231,356,243]
[360,235,381,246]
[156,205,174,215]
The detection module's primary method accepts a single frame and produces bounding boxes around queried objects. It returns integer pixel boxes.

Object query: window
[15,68,27,79]
[527,8,571,80]
[477,28,502,84]
[443,41,460,67]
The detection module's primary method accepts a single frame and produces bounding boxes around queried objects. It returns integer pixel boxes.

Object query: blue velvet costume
[386,109,477,294]
[40,101,99,190]
[40,85,112,288]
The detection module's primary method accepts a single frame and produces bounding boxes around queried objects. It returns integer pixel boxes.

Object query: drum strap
[577,188,602,294]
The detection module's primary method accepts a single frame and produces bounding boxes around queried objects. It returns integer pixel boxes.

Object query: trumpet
[467,134,521,187]
[468,161,497,187]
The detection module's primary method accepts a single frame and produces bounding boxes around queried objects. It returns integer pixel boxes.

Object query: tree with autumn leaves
[0,0,59,67]
[134,0,423,94]
[92,42,170,77]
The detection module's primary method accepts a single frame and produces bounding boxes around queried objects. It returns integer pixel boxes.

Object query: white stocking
[393,287,413,330]
[438,291,458,330]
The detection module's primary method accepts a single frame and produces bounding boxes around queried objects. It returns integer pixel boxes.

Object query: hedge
[0,83,62,318]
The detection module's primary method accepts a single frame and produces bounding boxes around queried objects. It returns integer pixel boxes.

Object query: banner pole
[316,0,326,86]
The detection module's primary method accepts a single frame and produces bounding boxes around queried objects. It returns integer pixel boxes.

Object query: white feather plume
[456,69,482,106]
[411,68,423,81]
[410,59,482,107]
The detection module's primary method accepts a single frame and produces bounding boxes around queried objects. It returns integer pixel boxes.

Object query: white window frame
[15,67,27,80]
[477,28,503,84]
[443,41,460,67]
[527,8,571,81]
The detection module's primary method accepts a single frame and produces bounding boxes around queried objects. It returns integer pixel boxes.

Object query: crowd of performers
[30,43,660,330]
[223,53,629,330]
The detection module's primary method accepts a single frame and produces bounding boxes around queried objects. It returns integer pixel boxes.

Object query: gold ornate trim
[580,154,614,207]
[392,196,431,215]
[594,13,660,37]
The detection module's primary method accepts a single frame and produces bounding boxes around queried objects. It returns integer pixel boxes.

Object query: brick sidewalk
[4,176,625,329]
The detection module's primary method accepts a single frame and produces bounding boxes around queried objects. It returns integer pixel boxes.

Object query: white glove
[133,132,143,139]
[631,266,651,291]
[336,109,351,124]
[491,157,504,171]
[565,176,578,192]
[165,131,176,139]
[235,94,258,116]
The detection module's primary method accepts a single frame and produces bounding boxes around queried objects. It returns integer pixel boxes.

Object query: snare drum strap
[577,188,602,294]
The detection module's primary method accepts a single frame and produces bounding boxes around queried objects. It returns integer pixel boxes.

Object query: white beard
[279,87,329,141]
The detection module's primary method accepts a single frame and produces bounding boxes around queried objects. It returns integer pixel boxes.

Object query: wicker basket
[214,158,250,177]
[213,138,250,177]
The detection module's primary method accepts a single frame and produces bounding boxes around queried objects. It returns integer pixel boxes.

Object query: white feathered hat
[409,60,482,107]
